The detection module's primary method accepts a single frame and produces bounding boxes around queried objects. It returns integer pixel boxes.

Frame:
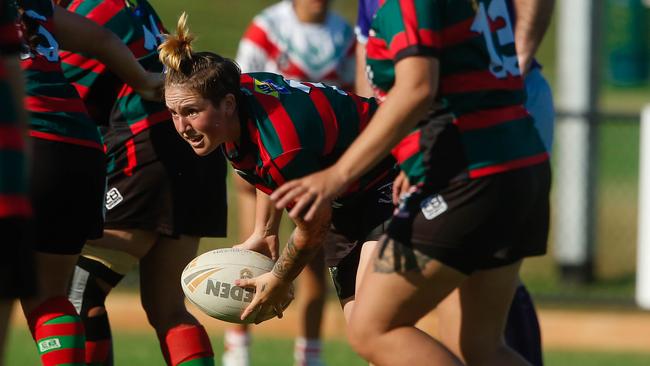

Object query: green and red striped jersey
[60,0,169,168]
[19,0,103,151]
[0,0,31,218]
[366,0,547,183]
[224,72,395,197]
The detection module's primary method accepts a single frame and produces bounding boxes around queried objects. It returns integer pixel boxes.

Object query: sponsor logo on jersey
[254,79,290,98]
[38,338,61,353]
[105,187,123,210]
[420,194,448,220]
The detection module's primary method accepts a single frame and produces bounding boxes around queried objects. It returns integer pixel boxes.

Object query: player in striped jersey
[0,0,34,360]
[17,0,161,364]
[271,0,551,365]
[355,1,553,365]
[59,1,226,365]
[230,2,356,365]
[159,14,397,347]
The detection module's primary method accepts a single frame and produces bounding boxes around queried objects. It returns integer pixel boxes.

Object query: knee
[346,318,378,361]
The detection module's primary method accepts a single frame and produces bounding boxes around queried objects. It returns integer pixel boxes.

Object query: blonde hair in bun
[158,12,195,72]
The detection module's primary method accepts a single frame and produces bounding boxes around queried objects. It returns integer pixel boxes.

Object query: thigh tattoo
[374,237,432,274]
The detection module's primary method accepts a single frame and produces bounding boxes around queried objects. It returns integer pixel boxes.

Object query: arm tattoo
[272,236,319,281]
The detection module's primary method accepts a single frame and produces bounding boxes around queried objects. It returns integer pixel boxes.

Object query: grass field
[7,1,650,365]
[7,326,650,366]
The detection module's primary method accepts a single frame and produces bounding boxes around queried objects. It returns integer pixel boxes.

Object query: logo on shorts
[38,338,61,353]
[420,194,447,220]
[105,187,123,210]
[376,182,393,204]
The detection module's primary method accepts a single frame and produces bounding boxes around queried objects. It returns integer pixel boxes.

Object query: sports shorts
[325,178,395,300]
[102,123,228,238]
[382,161,551,275]
[30,138,106,254]
[0,218,36,298]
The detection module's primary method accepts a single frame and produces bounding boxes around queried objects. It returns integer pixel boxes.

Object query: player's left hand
[235,271,293,323]
[271,167,347,222]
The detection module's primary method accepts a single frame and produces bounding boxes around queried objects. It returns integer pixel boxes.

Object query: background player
[18,0,160,364]
[0,1,34,364]
[59,1,228,365]
[227,1,355,365]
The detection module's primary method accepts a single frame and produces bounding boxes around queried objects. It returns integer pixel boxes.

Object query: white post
[636,106,650,309]
[553,0,601,282]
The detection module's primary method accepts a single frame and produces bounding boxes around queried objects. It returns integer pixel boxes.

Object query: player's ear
[222,93,236,117]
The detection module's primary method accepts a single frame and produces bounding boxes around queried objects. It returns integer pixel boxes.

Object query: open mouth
[183,133,204,147]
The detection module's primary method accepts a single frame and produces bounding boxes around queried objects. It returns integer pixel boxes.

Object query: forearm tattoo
[272,236,319,281]
[374,238,432,273]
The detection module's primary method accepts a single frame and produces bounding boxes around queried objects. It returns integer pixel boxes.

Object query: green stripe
[104,9,139,42]
[401,153,426,185]
[29,113,102,145]
[462,118,546,170]
[43,315,80,325]
[178,357,214,366]
[37,335,85,355]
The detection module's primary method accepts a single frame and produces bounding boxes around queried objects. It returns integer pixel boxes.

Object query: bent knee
[347,318,381,360]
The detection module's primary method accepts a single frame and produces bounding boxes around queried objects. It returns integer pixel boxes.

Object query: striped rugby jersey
[19,0,103,151]
[236,1,356,89]
[60,0,169,170]
[366,0,548,183]
[0,0,31,218]
[224,72,395,198]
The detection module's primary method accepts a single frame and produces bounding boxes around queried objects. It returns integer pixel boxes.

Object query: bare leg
[347,239,464,366]
[140,235,214,365]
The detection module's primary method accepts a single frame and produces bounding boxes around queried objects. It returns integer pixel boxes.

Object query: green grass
[6,326,650,366]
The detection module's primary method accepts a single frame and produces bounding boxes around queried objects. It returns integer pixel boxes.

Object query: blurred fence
[524,111,641,307]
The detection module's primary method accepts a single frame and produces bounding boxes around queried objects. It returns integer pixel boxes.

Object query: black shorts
[30,138,106,254]
[325,179,395,300]
[384,162,551,275]
[103,123,227,237]
[0,218,36,298]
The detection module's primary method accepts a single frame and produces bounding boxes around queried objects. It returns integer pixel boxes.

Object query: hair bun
[159,12,195,72]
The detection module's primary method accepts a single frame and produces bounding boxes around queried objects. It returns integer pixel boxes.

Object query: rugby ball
[181,248,292,324]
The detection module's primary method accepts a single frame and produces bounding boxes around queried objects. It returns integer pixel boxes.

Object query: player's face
[165,85,230,156]
[294,0,330,18]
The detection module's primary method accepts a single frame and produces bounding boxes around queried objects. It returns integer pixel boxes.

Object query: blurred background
[7,0,650,365]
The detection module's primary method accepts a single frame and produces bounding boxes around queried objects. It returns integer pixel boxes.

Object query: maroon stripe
[0,195,31,218]
[129,110,171,135]
[441,70,523,94]
[29,130,103,151]
[470,153,548,178]
[83,0,125,26]
[0,125,25,150]
[41,348,85,366]
[35,322,84,340]
[254,94,301,152]
[123,138,136,176]
[398,0,419,46]
[454,105,529,131]
[391,130,421,164]
[304,83,338,155]
[25,95,87,114]
[85,340,111,363]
